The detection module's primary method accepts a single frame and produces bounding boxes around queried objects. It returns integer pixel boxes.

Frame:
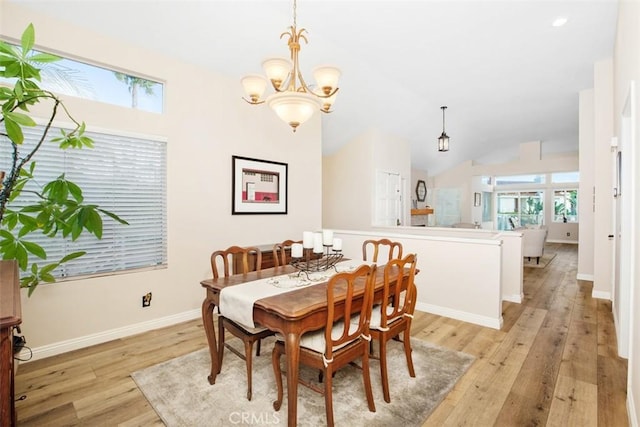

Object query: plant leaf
[21,240,46,259]
[60,251,86,263]
[0,42,19,58]
[66,180,84,202]
[28,52,61,63]
[98,208,129,225]
[4,111,36,126]
[3,116,24,144]
[21,24,36,54]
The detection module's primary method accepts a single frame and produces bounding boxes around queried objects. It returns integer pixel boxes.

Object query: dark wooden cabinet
[1,260,21,427]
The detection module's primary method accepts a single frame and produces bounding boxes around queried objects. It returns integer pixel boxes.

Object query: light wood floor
[14,243,628,426]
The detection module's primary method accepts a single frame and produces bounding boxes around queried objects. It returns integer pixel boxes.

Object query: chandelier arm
[295,67,313,93]
[313,87,339,99]
[242,97,265,105]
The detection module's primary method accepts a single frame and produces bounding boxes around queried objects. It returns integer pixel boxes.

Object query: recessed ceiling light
[552,17,568,27]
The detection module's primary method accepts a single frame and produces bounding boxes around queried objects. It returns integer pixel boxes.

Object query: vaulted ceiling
[10,0,618,175]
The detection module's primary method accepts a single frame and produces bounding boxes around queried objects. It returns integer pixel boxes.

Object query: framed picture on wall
[232,155,288,214]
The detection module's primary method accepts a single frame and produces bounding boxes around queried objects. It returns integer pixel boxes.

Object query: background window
[496,191,544,230]
[494,174,545,186]
[554,189,578,223]
[552,171,580,183]
[0,45,164,113]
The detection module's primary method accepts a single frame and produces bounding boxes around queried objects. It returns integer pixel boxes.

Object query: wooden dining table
[200,262,400,427]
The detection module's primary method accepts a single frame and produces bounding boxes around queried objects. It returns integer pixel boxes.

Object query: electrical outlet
[142,292,152,307]
[566,232,571,237]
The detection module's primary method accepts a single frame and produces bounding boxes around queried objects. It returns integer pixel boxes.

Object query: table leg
[201,297,219,385]
[284,331,301,427]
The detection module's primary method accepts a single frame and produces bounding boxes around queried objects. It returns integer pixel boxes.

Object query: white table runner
[219,261,360,329]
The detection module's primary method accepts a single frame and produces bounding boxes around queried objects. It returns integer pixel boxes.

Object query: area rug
[131,337,474,427]
[523,252,557,268]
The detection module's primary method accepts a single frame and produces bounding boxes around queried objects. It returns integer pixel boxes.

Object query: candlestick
[332,237,342,251]
[322,229,333,246]
[313,232,324,253]
[291,243,303,258]
[302,231,313,248]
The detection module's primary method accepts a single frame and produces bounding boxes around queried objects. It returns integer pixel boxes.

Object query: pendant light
[438,106,450,152]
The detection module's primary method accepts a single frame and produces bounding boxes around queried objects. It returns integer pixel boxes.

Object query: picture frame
[415,180,427,202]
[474,192,481,207]
[232,155,288,214]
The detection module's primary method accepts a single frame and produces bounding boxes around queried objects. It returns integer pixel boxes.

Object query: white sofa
[521,227,548,264]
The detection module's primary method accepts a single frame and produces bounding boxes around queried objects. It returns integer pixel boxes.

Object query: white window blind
[1,125,167,279]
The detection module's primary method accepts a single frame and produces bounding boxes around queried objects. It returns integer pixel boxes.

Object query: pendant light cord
[442,106,447,133]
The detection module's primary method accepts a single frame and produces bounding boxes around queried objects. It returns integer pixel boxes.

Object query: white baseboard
[629,386,637,427]
[576,273,594,281]
[503,293,523,304]
[25,309,201,362]
[416,302,503,330]
[547,239,579,244]
[592,290,611,300]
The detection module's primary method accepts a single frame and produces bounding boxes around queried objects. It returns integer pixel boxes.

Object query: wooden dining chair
[271,264,377,426]
[211,245,275,401]
[369,253,418,403]
[272,239,302,267]
[362,238,403,263]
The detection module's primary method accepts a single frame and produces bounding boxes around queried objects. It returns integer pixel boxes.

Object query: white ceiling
[10,0,618,175]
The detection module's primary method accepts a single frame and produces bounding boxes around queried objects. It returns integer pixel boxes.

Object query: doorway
[374,170,403,226]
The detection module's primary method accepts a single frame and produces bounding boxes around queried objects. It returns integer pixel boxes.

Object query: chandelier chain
[293,0,297,28]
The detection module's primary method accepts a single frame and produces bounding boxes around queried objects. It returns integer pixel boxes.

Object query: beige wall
[592,59,615,300]
[323,128,411,229]
[578,88,595,280]
[2,2,323,356]
[323,131,373,230]
[613,1,640,423]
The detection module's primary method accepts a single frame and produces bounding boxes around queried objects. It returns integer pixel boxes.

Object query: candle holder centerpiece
[290,230,343,279]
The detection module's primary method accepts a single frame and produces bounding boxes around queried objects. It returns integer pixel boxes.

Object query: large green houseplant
[0,24,127,296]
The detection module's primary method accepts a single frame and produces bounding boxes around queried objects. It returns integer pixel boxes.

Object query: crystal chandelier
[438,106,450,152]
[241,0,341,132]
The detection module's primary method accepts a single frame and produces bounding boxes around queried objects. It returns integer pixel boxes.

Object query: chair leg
[244,339,254,401]
[403,328,416,377]
[324,367,335,427]
[217,318,225,374]
[379,337,391,403]
[536,256,540,264]
[362,347,376,413]
[272,343,284,411]
[256,338,261,356]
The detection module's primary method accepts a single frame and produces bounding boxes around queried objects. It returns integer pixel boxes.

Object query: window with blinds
[1,125,167,280]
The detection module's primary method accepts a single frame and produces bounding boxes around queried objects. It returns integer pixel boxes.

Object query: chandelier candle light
[290,229,343,277]
[241,0,341,132]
